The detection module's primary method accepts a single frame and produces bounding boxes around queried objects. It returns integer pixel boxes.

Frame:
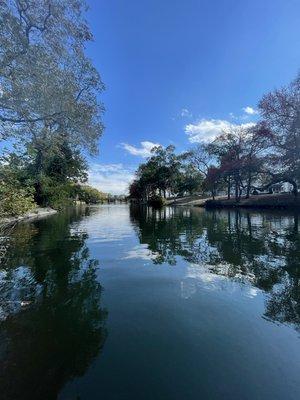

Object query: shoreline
[202,194,300,211]
[166,193,300,211]
[0,207,58,225]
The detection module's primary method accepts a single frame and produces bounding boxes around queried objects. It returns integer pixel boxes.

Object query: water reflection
[130,206,300,332]
[0,208,107,400]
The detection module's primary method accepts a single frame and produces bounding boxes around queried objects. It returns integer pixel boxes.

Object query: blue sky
[86,0,300,194]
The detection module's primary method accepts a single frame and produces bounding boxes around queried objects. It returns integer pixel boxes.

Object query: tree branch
[0,111,62,124]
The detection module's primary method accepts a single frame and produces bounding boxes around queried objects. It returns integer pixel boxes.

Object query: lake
[0,204,300,400]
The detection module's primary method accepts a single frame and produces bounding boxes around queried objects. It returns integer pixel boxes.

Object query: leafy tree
[129,179,144,201]
[76,185,107,204]
[0,152,35,216]
[25,139,88,204]
[0,0,104,145]
[0,0,105,212]
[176,164,203,196]
[131,145,183,201]
[258,73,300,196]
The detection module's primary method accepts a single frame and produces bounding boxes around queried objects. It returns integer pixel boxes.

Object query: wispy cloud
[121,141,160,158]
[242,106,259,115]
[185,119,256,143]
[88,163,135,195]
[180,108,193,118]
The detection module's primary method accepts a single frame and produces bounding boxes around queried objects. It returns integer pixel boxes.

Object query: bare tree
[258,73,300,196]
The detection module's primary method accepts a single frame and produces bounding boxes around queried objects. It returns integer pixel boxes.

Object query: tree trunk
[227,177,231,199]
[246,173,252,199]
[235,180,239,203]
[33,146,44,205]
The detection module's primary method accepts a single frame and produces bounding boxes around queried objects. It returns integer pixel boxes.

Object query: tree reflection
[130,205,300,331]
[0,208,107,400]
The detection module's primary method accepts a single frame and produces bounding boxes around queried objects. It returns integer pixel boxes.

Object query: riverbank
[166,195,209,206]
[166,193,300,210]
[202,193,300,210]
[0,207,57,224]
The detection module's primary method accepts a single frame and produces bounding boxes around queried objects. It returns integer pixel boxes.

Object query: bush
[147,195,166,208]
[0,184,35,217]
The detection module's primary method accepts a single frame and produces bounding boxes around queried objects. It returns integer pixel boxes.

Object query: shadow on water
[130,205,300,332]
[0,207,107,400]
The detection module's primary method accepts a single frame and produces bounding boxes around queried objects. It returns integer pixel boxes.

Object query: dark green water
[0,205,300,400]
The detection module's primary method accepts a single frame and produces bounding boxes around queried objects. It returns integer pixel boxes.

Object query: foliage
[76,185,107,204]
[0,153,36,216]
[0,0,106,215]
[36,177,74,209]
[0,183,35,217]
[0,149,105,214]
[175,164,203,196]
[0,0,104,150]
[129,145,201,203]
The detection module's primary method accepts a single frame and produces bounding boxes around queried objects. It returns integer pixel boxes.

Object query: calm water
[0,205,300,400]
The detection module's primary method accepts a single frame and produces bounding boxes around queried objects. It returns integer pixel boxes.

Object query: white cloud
[88,163,135,195]
[121,141,160,158]
[185,119,255,143]
[180,108,192,118]
[242,106,258,115]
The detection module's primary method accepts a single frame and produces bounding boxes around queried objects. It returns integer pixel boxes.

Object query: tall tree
[0,0,104,147]
[0,0,104,150]
[208,125,269,200]
[258,73,300,195]
[0,0,105,205]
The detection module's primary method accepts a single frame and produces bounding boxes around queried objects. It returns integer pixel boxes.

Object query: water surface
[0,205,300,399]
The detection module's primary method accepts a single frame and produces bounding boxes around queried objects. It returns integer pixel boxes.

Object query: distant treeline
[130,73,300,203]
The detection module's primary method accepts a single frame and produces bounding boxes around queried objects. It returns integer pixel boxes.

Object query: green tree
[0,0,105,211]
[130,145,184,202]
[0,152,35,216]
[77,185,107,204]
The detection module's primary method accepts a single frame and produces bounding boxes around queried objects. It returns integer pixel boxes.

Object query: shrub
[0,184,35,217]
